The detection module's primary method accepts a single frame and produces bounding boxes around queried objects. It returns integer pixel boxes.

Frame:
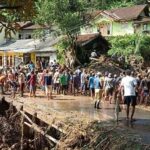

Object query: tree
[35,0,93,65]
[0,0,35,38]
[107,34,150,62]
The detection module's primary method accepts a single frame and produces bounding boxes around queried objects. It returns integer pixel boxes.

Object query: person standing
[88,72,95,100]
[28,71,36,97]
[44,70,53,100]
[73,72,80,96]
[18,70,26,97]
[28,61,35,71]
[94,73,102,109]
[120,70,137,122]
[0,71,7,94]
[80,69,87,95]
[140,74,150,105]
[104,73,114,104]
[53,69,60,94]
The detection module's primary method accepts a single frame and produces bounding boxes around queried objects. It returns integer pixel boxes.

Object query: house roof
[16,22,49,30]
[22,24,49,30]
[77,33,99,46]
[0,37,61,53]
[89,10,101,19]
[17,21,33,29]
[102,4,148,21]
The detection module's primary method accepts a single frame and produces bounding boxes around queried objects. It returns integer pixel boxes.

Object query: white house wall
[35,52,57,62]
[80,25,98,35]
[112,22,134,36]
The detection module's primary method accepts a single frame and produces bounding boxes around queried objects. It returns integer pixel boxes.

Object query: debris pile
[58,121,150,150]
[89,55,124,74]
[0,103,21,149]
[0,99,52,150]
[0,98,150,150]
[88,54,149,75]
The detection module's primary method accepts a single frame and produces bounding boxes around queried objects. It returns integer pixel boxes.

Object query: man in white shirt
[91,50,97,58]
[120,70,137,122]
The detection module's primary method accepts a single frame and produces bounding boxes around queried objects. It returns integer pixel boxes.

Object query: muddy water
[37,96,150,145]
[9,93,150,145]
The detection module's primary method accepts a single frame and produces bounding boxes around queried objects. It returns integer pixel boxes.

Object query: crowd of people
[0,60,149,121]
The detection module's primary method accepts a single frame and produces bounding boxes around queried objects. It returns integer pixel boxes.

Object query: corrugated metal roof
[0,37,60,53]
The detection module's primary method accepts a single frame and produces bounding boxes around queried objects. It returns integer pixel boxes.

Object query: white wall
[19,30,33,39]
[35,52,57,62]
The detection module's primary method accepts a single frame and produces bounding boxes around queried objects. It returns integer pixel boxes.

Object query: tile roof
[102,4,148,21]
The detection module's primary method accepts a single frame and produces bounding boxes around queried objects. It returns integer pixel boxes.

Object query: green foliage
[107,34,150,60]
[35,0,89,35]
[139,35,150,60]
[91,0,146,10]
[0,0,35,38]
[55,39,70,64]
[108,35,137,56]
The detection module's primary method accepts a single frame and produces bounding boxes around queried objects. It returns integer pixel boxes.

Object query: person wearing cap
[94,72,102,109]
[120,69,137,122]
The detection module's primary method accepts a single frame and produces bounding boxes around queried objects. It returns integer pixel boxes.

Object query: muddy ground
[0,97,150,150]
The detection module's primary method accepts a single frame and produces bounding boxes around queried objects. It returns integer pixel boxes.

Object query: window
[19,34,23,39]
[25,34,32,39]
[84,26,93,33]
[143,24,148,31]
[107,24,111,35]
[10,56,13,66]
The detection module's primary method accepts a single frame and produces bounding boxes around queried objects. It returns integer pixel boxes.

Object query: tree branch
[0,21,15,31]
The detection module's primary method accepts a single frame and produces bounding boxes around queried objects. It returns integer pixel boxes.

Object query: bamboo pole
[24,122,59,145]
